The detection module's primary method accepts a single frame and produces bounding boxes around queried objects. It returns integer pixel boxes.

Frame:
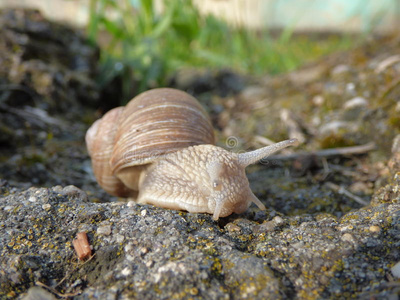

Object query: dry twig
[265,142,376,161]
[0,103,65,128]
[280,109,306,143]
[375,55,400,73]
[55,253,96,288]
[379,77,400,103]
[325,182,369,206]
[35,281,81,298]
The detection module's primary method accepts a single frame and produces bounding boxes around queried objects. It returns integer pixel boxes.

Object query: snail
[86,88,299,220]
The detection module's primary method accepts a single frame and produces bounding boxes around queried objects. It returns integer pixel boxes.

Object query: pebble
[272,216,285,226]
[115,234,125,243]
[124,243,133,252]
[97,225,112,236]
[346,82,356,93]
[343,97,368,109]
[341,233,356,244]
[292,242,305,250]
[42,204,51,210]
[225,223,241,233]
[22,287,56,300]
[312,95,324,106]
[319,121,351,135]
[28,196,37,203]
[121,267,131,276]
[391,261,400,278]
[52,186,63,193]
[127,201,136,207]
[140,247,148,255]
[146,260,154,268]
[61,185,88,202]
[331,64,350,75]
[338,225,354,232]
[369,225,381,233]
[259,221,276,232]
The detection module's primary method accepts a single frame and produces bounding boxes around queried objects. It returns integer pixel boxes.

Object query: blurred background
[2,0,398,30]
[1,0,398,103]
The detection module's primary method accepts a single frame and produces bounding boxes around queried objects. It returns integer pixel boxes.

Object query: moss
[388,115,400,130]
[318,134,356,149]
[211,257,223,277]
[16,153,46,167]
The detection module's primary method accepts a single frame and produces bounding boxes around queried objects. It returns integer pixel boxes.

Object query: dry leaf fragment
[72,232,92,260]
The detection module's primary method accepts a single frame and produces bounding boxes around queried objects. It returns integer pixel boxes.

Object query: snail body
[86,88,298,220]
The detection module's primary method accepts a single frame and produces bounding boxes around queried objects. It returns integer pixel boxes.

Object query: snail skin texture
[86,88,299,220]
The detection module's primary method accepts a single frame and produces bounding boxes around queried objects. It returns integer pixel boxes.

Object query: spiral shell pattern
[110,88,215,174]
[85,107,133,197]
[86,88,215,196]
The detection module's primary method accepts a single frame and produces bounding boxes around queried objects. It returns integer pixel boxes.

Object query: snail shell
[86,88,298,219]
[86,88,215,197]
[86,106,132,197]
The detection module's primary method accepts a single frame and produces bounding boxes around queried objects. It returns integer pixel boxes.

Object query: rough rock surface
[1,168,399,299]
[0,8,107,200]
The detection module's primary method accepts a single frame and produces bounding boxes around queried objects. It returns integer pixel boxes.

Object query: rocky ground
[1,8,400,300]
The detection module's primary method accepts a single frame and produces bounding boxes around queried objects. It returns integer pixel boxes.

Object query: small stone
[61,185,88,202]
[369,225,381,233]
[225,223,241,233]
[260,221,276,232]
[97,225,112,236]
[115,234,125,243]
[146,260,154,268]
[42,204,51,210]
[141,209,147,217]
[331,64,350,75]
[341,233,356,243]
[346,82,356,93]
[127,201,136,207]
[272,216,285,226]
[338,225,354,232]
[11,272,21,284]
[121,267,131,276]
[124,243,133,252]
[343,97,368,109]
[189,287,198,295]
[126,255,134,262]
[22,286,57,300]
[312,95,324,106]
[3,206,13,211]
[292,242,305,249]
[52,186,63,193]
[28,196,37,202]
[319,121,351,135]
[391,261,400,278]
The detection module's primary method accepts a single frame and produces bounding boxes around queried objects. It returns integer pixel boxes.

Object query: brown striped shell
[85,106,133,197]
[86,88,299,220]
[85,88,215,197]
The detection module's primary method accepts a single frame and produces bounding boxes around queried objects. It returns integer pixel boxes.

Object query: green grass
[88,0,354,101]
